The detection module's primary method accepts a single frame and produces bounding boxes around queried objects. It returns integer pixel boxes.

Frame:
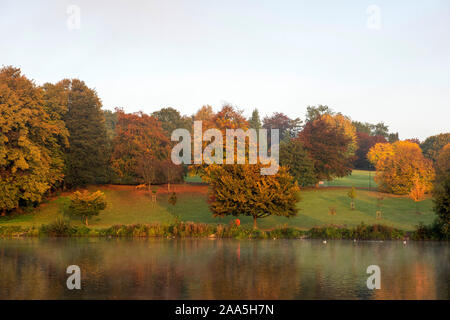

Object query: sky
[1,0,449,140]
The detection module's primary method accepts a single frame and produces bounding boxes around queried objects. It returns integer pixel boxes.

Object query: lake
[0,238,448,299]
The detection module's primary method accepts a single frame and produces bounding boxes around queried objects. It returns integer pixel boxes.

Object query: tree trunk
[253,216,257,229]
[168,182,170,192]
[1,210,5,217]
[85,217,89,226]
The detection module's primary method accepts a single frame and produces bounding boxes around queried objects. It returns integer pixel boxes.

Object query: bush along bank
[1,220,442,240]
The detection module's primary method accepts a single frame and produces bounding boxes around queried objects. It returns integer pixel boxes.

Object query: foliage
[279,138,316,186]
[248,108,262,130]
[111,109,183,185]
[2,222,414,241]
[353,132,387,169]
[66,190,107,225]
[63,79,109,187]
[409,179,426,213]
[347,186,356,210]
[262,112,302,143]
[420,133,450,163]
[432,144,450,237]
[368,141,435,194]
[39,217,74,237]
[347,187,356,199]
[308,223,405,240]
[204,163,300,228]
[152,107,192,136]
[0,67,68,214]
[299,114,357,183]
[305,105,334,123]
[103,109,119,141]
[168,192,177,206]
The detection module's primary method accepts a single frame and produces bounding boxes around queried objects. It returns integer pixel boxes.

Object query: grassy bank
[0,184,435,231]
[0,221,412,240]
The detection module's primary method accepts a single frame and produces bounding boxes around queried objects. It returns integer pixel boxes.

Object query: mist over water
[0,238,448,300]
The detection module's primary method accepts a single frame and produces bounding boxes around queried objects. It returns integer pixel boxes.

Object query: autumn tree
[347,186,357,210]
[433,143,450,237]
[63,79,109,187]
[0,67,68,214]
[204,164,299,229]
[409,179,426,214]
[194,105,301,228]
[420,133,450,163]
[193,105,215,130]
[279,138,316,186]
[263,112,302,143]
[298,114,357,185]
[67,190,107,226]
[110,109,183,186]
[368,141,435,195]
[353,132,387,169]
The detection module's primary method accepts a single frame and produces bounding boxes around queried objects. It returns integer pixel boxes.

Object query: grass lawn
[321,170,378,189]
[184,170,378,189]
[0,183,435,232]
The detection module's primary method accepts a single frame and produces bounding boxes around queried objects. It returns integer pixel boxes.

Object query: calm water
[0,238,448,300]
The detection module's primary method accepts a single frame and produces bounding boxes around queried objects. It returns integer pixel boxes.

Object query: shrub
[39,218,74,237]
[66,190,107,226]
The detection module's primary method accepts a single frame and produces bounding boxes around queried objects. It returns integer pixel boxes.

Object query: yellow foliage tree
[0,67,68,214]
[368,141,434,194]
[409,178,426,214]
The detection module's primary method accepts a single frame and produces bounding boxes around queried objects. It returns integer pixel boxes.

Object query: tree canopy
[0,67,68,213]
[298,114,357,183]
[368,141,435,195]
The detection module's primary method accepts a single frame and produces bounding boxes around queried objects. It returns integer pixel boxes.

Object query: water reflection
[0,238,448,299]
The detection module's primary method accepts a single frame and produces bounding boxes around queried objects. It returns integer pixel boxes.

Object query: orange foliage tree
[194,105,300,228]
[110,109,183,187]
[368,141,434,195]
[298,114,357,185]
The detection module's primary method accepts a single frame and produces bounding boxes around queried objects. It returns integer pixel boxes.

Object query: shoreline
[0,222,446,241]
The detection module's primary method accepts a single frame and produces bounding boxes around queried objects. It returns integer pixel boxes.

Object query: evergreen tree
[248,108,262,130]
[279,139,316,186]
[63,79,108,187]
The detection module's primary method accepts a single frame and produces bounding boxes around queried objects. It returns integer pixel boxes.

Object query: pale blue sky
[1,0,449,140]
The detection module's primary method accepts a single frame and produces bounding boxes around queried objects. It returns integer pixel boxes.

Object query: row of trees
[1,67,449,227]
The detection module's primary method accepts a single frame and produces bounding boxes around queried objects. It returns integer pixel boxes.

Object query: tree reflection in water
[0,238,448,299]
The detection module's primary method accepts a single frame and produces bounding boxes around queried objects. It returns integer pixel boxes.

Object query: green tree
[279,138,316,186]
[67,190,107,225]
[152,107,192,137]
[0,67,68,214]
[420,133,450,163]
[204,164,300,229]
[248,108,262,130]
[63,79,109,187]
[433,143,450,237]
[103,109,118,141]
[305,105,334,123]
